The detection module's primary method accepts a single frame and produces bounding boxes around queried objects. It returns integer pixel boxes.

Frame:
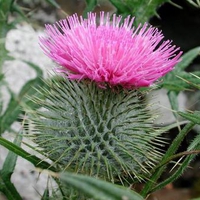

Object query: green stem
[141,122,195,197]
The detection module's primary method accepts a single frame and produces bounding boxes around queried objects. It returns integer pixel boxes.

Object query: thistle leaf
[109,0,170,25]
[150,123,200,193]
[161,47,200,91]
[0,137,55,171]
[83,0,97,17]
[0,76,45,134]
[59,171,144,200]
[178,111,200,125]
[175,47,200,71]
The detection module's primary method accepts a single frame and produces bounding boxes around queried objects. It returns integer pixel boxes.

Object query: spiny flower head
[40,12,182,88]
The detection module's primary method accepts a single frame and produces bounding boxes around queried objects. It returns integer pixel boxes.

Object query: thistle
[27,12,182,184]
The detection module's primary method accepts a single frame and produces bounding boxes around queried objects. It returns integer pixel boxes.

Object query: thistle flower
[27,13,182,193]
[40,12,182,88]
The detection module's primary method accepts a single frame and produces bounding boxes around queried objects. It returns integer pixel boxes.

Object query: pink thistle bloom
[40,12,182,88]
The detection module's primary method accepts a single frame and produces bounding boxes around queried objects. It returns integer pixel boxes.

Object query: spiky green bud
[27,76,162,183]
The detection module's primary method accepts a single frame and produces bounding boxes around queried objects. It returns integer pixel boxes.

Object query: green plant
[0,1,200,200]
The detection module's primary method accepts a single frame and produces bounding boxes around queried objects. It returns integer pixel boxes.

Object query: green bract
[27,76,162,183]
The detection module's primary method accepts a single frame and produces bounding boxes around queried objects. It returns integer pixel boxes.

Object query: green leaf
[175,47,200,71]
[132,0,170,25]
[110,0,170,25]
[1,134,22,176]
[167,91,179,116]
[11,4,27,20]
[0,73,4,82]
[0,73,4,115]
[83,0,97,17]
[0,0,14,72]
[0,174,22,200]
[19,78,44,101]
[0,0,14,22]
[151,152,196,192]
[0,38,10,73]
[177,73,200,90]
[45,0,60,8]
[151,126,200,192]
[161,71,200,91]
[0,93,21,134]
[167,89,183,122]
[178,111,200,125]
[59,172,144,200]
[22,61,43,77]
[0,77,45,134]
[141,122,195,197]
[109,0,131,14]
[0,137,56,171]
[41,188,50,200]
[0,134,23,200]
[161,47,200,91]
